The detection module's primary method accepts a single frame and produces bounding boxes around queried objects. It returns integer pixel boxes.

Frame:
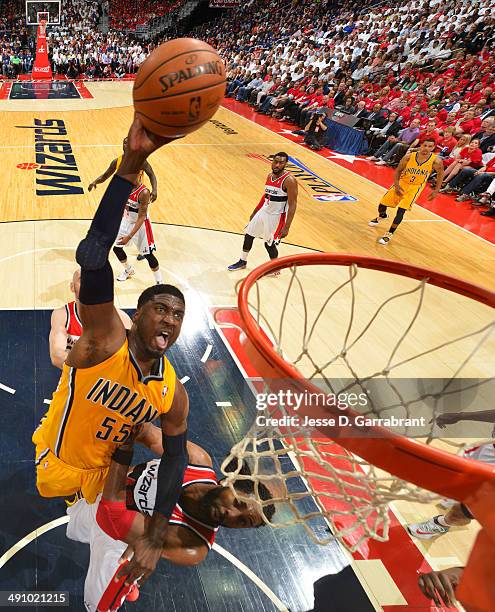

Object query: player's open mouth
[155,331,169,350]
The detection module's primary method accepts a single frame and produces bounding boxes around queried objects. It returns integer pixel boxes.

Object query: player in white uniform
[112,180,163,284]
[66,425,274,612]
[407,410,495,539]
[228,152,298,272]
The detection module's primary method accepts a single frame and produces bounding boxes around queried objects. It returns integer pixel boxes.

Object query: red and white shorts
[117,216,156,256]
[245,209,286,246]
[66,495,135,612]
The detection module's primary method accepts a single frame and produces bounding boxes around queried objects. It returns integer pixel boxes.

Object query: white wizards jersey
[263,171,290,215]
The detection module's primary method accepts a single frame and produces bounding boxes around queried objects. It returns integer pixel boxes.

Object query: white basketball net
[221,262,495,551]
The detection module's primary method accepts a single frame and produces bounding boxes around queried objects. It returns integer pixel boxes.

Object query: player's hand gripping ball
[133,38,226,138]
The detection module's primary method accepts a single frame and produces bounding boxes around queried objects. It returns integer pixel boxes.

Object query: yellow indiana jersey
[381,152,436,210]
[399,152,436,189]
[37,339,176,469]
[115,154,144,185]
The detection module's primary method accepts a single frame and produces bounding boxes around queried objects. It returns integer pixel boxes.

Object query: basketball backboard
[26,1,61,25]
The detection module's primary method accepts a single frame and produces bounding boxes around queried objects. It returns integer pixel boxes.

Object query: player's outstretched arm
[88,158,117,191]
[118,380,189,584]
[143,161,158,202]
[70,116,173,369]
[436,409,495,428]
[280,175,298,239]
[49,307,69,369]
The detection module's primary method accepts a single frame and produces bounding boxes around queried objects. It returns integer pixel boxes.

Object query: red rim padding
[236,252,495,502]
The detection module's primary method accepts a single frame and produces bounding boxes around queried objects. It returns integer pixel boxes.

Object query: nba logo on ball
[188,97,201,121]
[133,38,226,138]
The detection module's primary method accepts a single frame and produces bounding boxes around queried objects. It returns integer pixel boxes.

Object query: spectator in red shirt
[452,109,477,136]
[409,91,429,112]
[437,126,458,156]
[414,120,440,148]
[464,82,484,105]
[420,109,439,129]
[438,111,459,133]
[440,139,483,187]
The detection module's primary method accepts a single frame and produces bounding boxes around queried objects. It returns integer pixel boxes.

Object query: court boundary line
[222,106,495,250]
[0,515,290,611]
[0,142,282,150]
[0,219,322,255]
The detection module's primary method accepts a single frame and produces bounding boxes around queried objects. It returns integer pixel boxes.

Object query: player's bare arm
[116,188,150,246]
[143,160,158,202]
[103,427,209,566]
[49,307,69,369]
[69,117,173,370]
[427,156,445,200]
[280,174,298,238]
[394,154,410,196]
[436,409,495,428]
[119,379,189,584]
[88,158,118,191]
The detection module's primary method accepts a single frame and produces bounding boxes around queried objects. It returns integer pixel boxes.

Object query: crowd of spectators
[108,0,182,31]
[0,0,31,76]
[191,0,495,213]
[0,0,494,212]
[46,0,153,78]
[0,0,152,79]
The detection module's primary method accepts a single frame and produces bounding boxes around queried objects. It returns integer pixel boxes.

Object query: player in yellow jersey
[368,138,444,244]
[33,116,184,585]
[89,137,162,281]
[88,137,158,203]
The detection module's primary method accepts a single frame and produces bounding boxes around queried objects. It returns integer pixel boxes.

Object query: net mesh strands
[218,254,495,551]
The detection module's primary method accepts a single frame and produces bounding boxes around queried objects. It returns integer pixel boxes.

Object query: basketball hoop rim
[238,253,495,381]
[235,252,495,500]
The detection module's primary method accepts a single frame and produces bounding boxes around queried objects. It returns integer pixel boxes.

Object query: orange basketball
[133,38,226,138]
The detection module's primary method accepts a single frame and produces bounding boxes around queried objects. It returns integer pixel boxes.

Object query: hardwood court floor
[0,85,494,610]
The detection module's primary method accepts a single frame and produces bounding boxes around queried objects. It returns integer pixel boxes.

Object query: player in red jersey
[228,152,298,272]
[66,424,274,611]
[49,269,131,369]
[112,179,163,284]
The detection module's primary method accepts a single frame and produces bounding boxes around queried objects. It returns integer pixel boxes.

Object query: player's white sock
[124,263,132,273]
[241,251,249,261]
[153,269,163,283]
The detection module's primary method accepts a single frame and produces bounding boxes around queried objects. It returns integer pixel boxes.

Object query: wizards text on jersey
[16,118,84,196]
[87,378,159,424]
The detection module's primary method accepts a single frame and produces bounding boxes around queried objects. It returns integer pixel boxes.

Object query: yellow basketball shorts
[380,184,422,211]
[33,428,108,503]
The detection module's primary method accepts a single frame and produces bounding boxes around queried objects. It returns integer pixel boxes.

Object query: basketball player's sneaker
[368,214,388,226]
[117,267,135,281]
[228,259,247,271]
[406,516,450,539]
[378,232,393,244]
[136,254,145,261]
